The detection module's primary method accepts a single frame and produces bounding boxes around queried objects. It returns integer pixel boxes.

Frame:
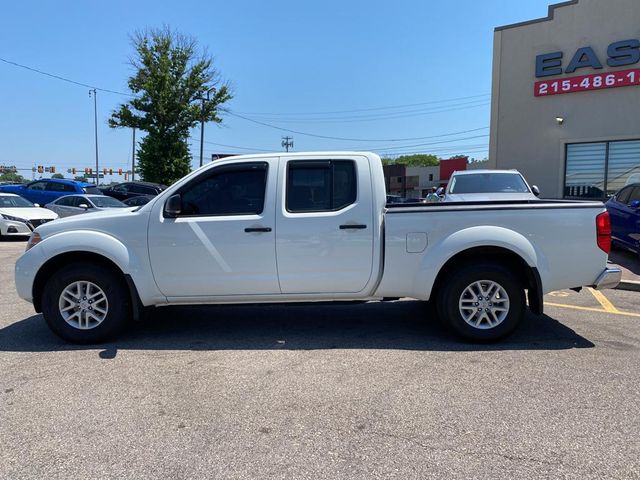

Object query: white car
[16,152,619,344]
[443,170,540,202]
[46,194,128,218]
[0,193,58,238]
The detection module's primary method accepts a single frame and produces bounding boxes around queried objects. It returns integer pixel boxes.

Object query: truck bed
[377,199,608,300]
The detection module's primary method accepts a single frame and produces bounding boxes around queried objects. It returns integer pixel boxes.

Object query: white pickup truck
[15,152,621,343]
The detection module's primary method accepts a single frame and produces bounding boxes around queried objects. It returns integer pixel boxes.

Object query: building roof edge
[494,0,579,32]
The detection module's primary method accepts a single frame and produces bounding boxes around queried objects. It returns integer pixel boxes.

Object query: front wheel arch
[32,252,141,319]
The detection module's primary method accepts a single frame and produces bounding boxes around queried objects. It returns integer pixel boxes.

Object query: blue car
[0,179,101,207]
[606,183,640,256]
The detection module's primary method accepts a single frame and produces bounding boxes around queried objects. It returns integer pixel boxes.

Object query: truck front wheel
[437,263,526,341]
[41,263,130,343]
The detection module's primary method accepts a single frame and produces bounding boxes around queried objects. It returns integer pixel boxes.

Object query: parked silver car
[443,170,541,202]
[46,194,127,218]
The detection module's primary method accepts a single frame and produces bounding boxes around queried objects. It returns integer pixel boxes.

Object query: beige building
[489,0,640,199]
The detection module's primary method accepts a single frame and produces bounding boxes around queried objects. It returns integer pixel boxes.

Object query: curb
[616,280,640,292]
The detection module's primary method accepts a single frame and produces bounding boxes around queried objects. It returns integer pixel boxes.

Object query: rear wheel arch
[431,246,543,315]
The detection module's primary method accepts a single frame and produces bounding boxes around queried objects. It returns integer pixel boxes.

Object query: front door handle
[244,227,272,233]
[339,224,367,230]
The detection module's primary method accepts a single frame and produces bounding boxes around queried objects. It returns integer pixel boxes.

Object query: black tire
[41,263,130,343]
[436,262,526,342]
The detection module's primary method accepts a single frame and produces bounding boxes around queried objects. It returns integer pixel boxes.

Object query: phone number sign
[535,68,640,97]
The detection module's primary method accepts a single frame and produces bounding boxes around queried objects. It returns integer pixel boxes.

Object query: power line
[348,134,489,152]
[191,140,271,152]
[1,56,491,146]
[370,143,489,154]
[227,111,489,142]
[192,143,489,156]
[191,132,490,156]
[235,93,490,115]
[240,100,490,123]
[0,57,131,96]
[384,147,489,157]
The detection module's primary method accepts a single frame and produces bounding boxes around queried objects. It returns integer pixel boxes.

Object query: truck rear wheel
[437,263,526,341]
[41,263,130,343]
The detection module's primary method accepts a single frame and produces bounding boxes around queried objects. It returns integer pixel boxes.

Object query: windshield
[0,195,35,208]
[82,186,102,195]
[90,196,127,208]
[449,173,530,194]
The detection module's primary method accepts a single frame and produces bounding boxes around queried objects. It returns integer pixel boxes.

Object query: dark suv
[101,181,167,201]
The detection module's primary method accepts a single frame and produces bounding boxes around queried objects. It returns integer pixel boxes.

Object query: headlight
[26,232,42,251]
[1,214,27,223]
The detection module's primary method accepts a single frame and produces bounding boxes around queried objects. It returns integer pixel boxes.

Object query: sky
[0,0,556,182]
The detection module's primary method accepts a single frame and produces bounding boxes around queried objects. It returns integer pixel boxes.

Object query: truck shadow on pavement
[0,300,594,355]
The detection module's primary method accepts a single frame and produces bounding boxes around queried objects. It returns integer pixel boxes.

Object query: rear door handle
[244,227,272,233]
[339,224,367,230]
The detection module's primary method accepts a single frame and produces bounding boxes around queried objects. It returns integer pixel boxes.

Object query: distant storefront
[489,0,640,199]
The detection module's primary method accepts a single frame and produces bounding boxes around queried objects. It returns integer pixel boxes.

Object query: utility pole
[281,136,294,152]
[131,127,136,181]
[198,87,216,167]
[89,89,99,185]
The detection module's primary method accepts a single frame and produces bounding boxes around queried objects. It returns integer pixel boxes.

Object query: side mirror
[531,185,540,197]
[436,187,444,196]
[629,200,640,210]
[164,194,182,218]
[78,203,90,210]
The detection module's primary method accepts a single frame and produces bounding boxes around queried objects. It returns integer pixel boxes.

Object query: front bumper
[14,245,46,303]
[592,267,622,290]
[1,220,32,236]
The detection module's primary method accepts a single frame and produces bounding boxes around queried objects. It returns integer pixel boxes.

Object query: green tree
[51,173,65,179]
[0,171,25,184]
[109,27,232,185]
[385,154,440,167]
[74,176,88,182]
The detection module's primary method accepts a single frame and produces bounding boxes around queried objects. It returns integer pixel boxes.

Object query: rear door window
[130,184,156,195]
[28,181,48,191]
[55,196,74,206]
[82,186,102,195]
[47,182,76,192]
[286,160,357,212]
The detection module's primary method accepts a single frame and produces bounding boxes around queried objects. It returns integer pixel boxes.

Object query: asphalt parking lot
[0,239,639,479]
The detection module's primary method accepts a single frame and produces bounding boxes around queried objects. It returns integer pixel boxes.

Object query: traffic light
[124,173,128,181]
[37,165,43,173]
[109,168,113,175]
[72,168,76,175]
[50,166,56,174]
[88,168,93,175]
[85,168,90,175]
[118,168,123,175]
